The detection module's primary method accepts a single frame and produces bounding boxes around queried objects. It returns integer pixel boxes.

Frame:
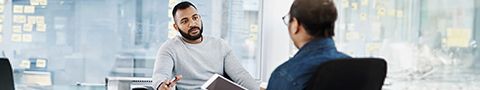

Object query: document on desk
[201,74,247,90]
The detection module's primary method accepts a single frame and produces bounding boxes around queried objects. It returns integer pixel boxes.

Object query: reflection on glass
[333,0,480,89]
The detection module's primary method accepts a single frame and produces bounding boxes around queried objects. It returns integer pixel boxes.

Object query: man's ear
[290,18,300,35]
[173,23,179,31]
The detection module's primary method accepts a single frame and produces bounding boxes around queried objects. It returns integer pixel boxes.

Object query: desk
[15,85,105,90]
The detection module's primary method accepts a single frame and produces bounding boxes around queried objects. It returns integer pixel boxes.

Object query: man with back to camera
[152,1,259,90]
[266,0,351,89]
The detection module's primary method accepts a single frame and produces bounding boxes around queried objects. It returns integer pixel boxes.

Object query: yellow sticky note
[28,16,37,24]
[20,60,31,68]
[0,24,3,32]
[24,6,35,13]
[13,25,22,33]
[31,0,40,5]
[361,0,369,6]
[23,34,33,42]
[24,24,33,32]
[366,43,381,53]
[36,59,47,68]
[37,24,46,32]
[342,0,349,8]
[0,5,4,13]
[12,34,23,42]
[377,7,385,16]
[351,3,358,10]
[36,16,45,24]
[388,9,396,16]
[446,28,471,47]
[13,5,24,13]
[0,16,4,23]
[14,15,27,24]
[39,0,48,5]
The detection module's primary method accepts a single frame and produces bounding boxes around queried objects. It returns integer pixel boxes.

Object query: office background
[0,0,479,89]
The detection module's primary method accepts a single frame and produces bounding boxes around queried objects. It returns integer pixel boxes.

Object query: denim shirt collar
[293,37,337,58]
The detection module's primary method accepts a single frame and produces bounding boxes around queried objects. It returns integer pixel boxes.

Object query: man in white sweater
[152,1,259,90]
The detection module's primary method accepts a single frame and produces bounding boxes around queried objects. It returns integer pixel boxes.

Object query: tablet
[201,74,247,90]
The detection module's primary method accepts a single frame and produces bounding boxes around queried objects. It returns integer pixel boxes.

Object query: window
[0,0,262,89]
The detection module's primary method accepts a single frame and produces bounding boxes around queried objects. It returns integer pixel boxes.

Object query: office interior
[0,0,479,90]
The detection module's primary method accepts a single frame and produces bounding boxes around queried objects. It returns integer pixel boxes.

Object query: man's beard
[178,24,203,41]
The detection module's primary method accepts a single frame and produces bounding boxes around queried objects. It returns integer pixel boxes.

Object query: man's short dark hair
[172,1,197,18]
[289,0,338,38]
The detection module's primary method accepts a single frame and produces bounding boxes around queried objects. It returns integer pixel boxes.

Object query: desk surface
[16,85,105,90]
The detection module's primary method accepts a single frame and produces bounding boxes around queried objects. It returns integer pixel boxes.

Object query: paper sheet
[14,15,27,24]
[36,59,47,68]
[23,34,33,42]
[28,16,37,24]
[36,16,45,24]
[13,25,22,33]
[24,6,35,13]
[13,5,24,13]
[20,60,31,68]
[24,24,33,32]
[446,28,471,47]
[31,0,40,5]
[37,24,46,32]
[12,34,23,42]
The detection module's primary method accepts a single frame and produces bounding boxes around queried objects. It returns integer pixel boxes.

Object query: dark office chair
[306,58,387,90]
[0,58,15,90]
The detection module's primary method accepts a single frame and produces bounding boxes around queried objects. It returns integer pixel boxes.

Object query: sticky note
[24,6,36,13]
[13,25,22,33]
[12,34,23,42]
[23,34,33,42]
[24,24,33,32]
[0,24,3,32]
[37,24,46,32]
[39,0,48,5]
[0,5,4,13]
[20,60,31,68]
[377,7,385,16]
[28,16,37,24]
[36,16,45,24]
[446,28,471,47]
[361,0,369,6]
[388,9,396,16]
[342,0,349,8]
[31,0,40,5]
[14,15,27,24]
[36,59,46,68]
[13,5,24,13]
[351,3,358,10]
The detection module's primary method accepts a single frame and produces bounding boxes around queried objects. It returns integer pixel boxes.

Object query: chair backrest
[0,58,15,90]
[306,58,387,90]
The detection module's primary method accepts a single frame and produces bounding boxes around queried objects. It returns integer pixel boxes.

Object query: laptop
[201,74,247,90]
[0,58,15,90]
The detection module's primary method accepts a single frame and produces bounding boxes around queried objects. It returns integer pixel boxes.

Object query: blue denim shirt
[266,38,351,90]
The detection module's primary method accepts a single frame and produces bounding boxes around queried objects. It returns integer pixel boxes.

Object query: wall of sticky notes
[10,0,48,43]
